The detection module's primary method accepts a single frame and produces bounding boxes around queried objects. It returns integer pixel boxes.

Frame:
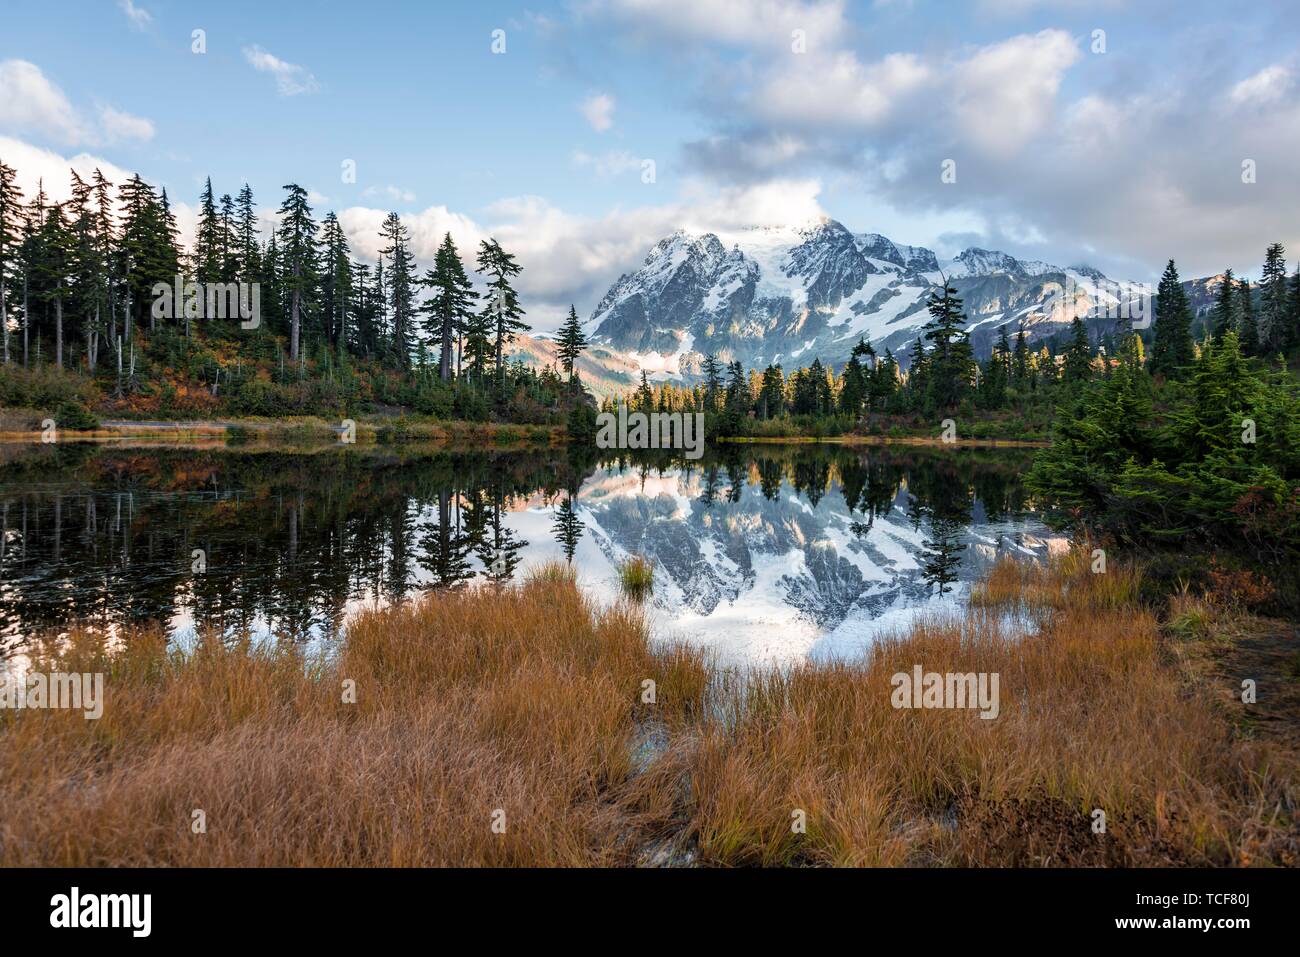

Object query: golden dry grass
[1,551,1294,867]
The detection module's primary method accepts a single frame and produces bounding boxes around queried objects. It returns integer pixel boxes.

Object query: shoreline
[0,418,1050,448]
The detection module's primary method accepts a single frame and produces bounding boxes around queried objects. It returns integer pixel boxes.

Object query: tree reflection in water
[0,442,1037,652]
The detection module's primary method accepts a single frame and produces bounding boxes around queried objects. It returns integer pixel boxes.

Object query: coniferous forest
[0,160,592,428]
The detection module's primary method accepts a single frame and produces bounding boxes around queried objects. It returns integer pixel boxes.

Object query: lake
[0,441,1065,666]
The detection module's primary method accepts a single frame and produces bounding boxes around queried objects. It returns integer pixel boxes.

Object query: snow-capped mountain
[587,217,1147,379]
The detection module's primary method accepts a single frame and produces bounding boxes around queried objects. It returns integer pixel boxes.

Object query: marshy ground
[1,548,1296,867]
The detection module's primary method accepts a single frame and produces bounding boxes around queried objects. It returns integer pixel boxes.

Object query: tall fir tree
[378,212,416,369]
[1063,316,1092,383]
[419,232,477,382]
[0,158,22,365]
[1149,259,1194,377]
[275,184,318,364]
[1237,276,1259,356]
[1211,268,1237,341]
[555,304,588,382]
[1259,242,1288,353]
[475,238,528,397]
[921,282,974,408]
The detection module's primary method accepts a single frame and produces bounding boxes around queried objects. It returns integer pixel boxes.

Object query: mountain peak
[588,217,1128,380]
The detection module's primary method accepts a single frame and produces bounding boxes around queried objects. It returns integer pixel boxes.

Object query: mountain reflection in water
[0,442,1065,665]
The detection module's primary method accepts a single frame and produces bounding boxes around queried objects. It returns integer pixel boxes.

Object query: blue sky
[3,0,1299,330]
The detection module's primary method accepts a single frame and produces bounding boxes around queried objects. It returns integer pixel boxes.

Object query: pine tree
[418,233,476,383]
[1012,327,1030,389]
[194,176,220,284]
[555,304,588,382]
[1237,277,1259,356]
[319,213,352,352]
[276,184,318,364]
[871,348,899,408]
[838,338,871,417]
[921,282,973,408]
[234,184,259,283]
[1259,243,1288,353]
[759,364,785,418]
[379,212,416,369]
[0,158,22,365]
[35,198,74,369]
[68,170,106,368]
[1150,259,1194,377]
[475,238,528,397]
[1062,316,1092,383]
[723,359,749,425]
[701,352,723,412]
[1289,265,1300,352]
[906,336,928,408]
[1211,269,1237,342]
[979,325,1010,408]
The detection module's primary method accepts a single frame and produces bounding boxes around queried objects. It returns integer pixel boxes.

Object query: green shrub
[53,399,100,431]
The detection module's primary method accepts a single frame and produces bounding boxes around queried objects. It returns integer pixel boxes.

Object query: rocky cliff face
[586,217,1150,379]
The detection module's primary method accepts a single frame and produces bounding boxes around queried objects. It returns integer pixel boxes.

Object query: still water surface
[0,442,1064,665]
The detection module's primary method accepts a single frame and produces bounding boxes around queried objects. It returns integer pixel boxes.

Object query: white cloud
[337,204,486,267]
[99,105,155,142]
[242,45,320,97]
[331,178,825,332]
[592,0,847,51]
[580,93,616,131]
[0,135,132,203]
[954,29,1080,155]
[0,60,88,146]
[0,60,157,148]
[758,51,932,128]
[118,0,152,30]
[1229,64,1293,106]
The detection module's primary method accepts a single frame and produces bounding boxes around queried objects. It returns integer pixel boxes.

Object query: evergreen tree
[1062,316,1093,383]
[420,232,477,382]
[551,494,585,563]
[759,364,785,418]
[276,184,319,364]
[234,183,259,283]
[1149,259,1194,377]
[1237,277,1259,356]
[0,158,23,365]
[723,359,750,427]
[921,282,974,408]
[1211,269,1237,341]
[906,336,928,407]
[979,325,1010,408]
[701,352,723,412]
[1259,243,1288,353]
[319,213,352,352]
[1012,327,1030,389]
[379,211,416,369]
[193,176,220,283]
[1289,265,1300,352]
[871,348,899,408]
[475,238,528,397]
[555,304,588,382]
[838,338,871,417]
[34,198,75,368]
